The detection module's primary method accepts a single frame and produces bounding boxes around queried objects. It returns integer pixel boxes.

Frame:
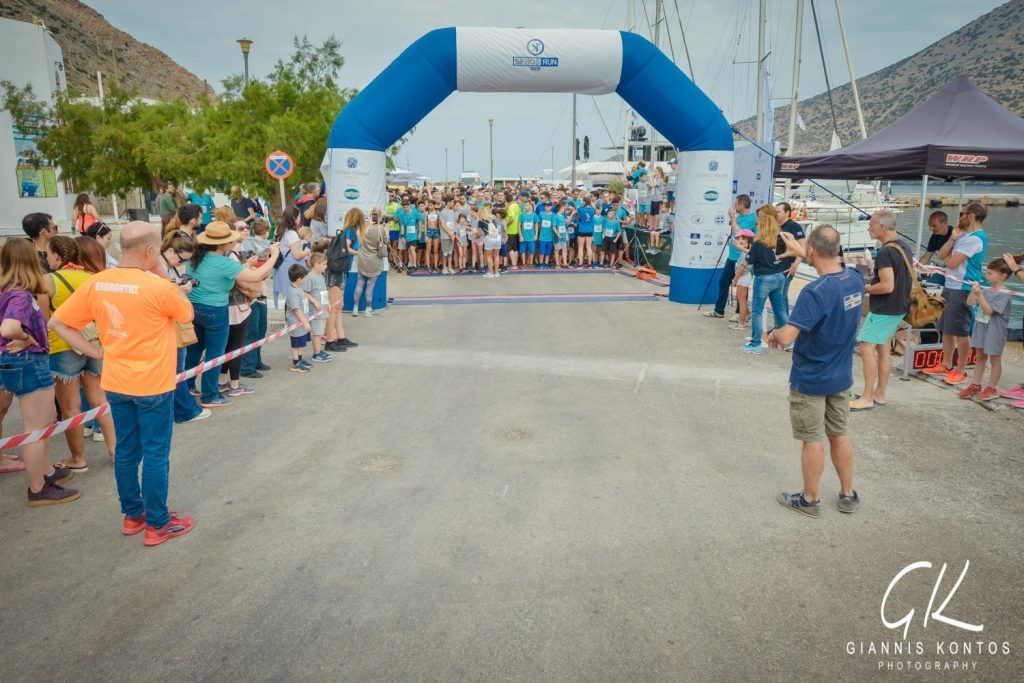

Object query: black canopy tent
[774,76,1024,252]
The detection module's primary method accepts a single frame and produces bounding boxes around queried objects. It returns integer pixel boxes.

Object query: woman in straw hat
[184,221,279,408]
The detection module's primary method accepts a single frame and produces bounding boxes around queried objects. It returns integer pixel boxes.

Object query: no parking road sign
[265,150,294,212]
[265,150,294,179]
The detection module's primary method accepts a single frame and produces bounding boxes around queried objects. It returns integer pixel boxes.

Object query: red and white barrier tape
[913,262,1024,300]
[0,309,327,451]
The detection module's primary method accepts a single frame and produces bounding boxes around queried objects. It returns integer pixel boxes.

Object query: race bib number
[541,220,552,229]
[406,225,417,237]
[319,291,329,306]
[446,221,454,229]
[975,307,990,325]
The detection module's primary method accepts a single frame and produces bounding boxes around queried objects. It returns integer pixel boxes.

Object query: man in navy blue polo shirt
[767,225,863,518]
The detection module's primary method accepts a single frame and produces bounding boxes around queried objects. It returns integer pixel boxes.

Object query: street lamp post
[461,138,465,175]
[237,38,253,87]
[488,119,494,188]
[550,145,555,183]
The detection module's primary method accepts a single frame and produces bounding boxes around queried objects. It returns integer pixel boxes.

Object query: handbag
[52,271,101,354]
[175,320,197,348]
[887,243,946,328]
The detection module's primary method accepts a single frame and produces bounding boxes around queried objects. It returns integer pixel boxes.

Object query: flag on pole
[796,111,806,131]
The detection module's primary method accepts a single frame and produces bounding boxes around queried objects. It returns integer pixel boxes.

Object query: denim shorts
[49,349,102,382]
[0,352,55,397]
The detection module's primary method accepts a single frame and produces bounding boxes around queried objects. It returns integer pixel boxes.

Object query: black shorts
[507,234,520,251]
[650,201,662,216]
[326,270,346,289]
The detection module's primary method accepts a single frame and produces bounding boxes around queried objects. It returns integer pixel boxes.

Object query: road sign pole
[278,177,286,213]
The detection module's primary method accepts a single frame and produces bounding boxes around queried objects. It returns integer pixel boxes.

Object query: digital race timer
[911,346,978,371]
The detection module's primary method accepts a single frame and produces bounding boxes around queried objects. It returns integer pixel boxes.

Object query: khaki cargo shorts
[788,388,850,442]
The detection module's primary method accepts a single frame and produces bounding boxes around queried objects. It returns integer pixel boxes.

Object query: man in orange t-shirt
[50,221,197,547]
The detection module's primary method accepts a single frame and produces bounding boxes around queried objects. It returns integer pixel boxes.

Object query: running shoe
[123,513,146,535]
[837,491,861,514]
[976,387,999,401]
[777,491,821,518]
[999,385,1024,400]
[92,431,105,442]
[184,409,212,423]
[728,313,740,323]
[943,370,968,385]
[958,384,981,399]
[298,359,314,370]
[703,310,724,318]
[364,310,374,317]
[1012,399,1024,409]
[200,396,232,408]
[290,363,310,374]
[728,322,749,330]
[739,343,764,355]
[226,384,254,397]
[143,513,195,547]
[311,352,333,363]
[922,364,952,376]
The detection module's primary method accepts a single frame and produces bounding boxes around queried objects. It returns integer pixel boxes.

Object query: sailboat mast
[784,0,804,200]
[650,0,662,160]
[834,0,867,139]
[754,0,767,143]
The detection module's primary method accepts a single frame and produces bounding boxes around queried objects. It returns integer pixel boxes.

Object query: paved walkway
[0,270,1021,681]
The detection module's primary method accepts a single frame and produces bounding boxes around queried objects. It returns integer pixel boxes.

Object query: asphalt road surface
[1,270,1021,681]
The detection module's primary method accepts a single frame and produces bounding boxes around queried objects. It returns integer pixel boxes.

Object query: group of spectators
[0,186,386,547]
[703,199,1022,518]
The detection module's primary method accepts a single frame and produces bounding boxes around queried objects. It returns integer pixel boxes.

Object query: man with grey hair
[768,225,863,517]
[49,221,197,546]
[923,202,989,385]
[849,210,912,411]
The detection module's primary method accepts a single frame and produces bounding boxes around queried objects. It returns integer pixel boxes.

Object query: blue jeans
[174,348,201,423]
[241,300,268,374]
[750,272,789,347]
[714,259,737,315]
[108,390,174,528]
[185,302,229,403]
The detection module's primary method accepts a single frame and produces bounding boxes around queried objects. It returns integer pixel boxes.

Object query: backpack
[326,227,352,274]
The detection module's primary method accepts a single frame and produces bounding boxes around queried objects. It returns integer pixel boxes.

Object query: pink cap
[736,229,755,238]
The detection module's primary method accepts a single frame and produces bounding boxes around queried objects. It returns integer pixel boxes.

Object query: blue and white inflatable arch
[322,27,733,303]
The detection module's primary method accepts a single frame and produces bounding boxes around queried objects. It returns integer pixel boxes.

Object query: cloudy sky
[85,0,1003,181]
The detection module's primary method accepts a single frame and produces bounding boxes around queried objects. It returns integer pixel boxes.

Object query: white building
[0,17,71,234]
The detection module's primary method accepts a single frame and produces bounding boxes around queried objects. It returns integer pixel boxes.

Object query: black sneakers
[838,491,861,514]
[28,482,81,507]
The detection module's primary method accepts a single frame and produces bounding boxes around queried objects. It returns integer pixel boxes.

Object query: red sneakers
[122,513,146,535]
[976,387,999,401]
[143,514,195,547]
[958,384,981,399]
[942,370,968,385]
[922,364,952,376]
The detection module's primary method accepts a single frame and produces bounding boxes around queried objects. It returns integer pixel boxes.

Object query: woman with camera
[185,221,279,408]
[353,208,388,317]
[160,231,210,424]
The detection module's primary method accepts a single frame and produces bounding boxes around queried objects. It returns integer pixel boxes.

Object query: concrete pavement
[0,269,1021,681]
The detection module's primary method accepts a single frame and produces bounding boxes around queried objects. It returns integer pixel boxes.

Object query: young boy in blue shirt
[519,201,538,269]
[603,202,622,268]
[552,203,568,268]
[538,204,555,268]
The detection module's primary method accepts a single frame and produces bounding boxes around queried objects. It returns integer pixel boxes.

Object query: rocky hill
[734,0,1024,153]
[0,0,214,103]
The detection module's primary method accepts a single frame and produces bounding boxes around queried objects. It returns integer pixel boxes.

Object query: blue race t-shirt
[787,268,865,396]
[187,192,215,224]
[553,214,567,242]
[604,215,621,239]
[960,229,989,292]
[520,213,538,241]
[395,207,421,239]
[538,212,555,241]
[577,206,595,235]
[728,211,758,261]
[187,253,245,307]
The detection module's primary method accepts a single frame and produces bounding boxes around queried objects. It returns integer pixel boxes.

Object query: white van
[459,172,482,188]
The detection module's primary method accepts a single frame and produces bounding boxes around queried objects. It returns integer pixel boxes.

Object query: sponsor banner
[670,150,734,269]
[733,141,776,208]
[456,28,622,95]
[320,148,387,234]
[943,152,989,169]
